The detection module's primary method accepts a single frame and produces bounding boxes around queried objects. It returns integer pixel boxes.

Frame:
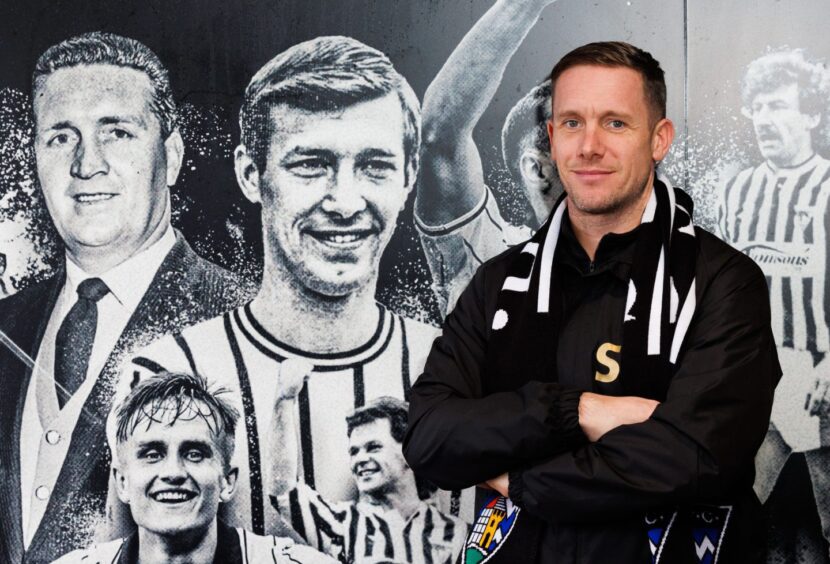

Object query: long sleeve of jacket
[404,234,780,524]
[509,247,779,524]
[403,255,588,489]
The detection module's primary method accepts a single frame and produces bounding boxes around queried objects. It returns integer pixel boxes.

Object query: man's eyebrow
[357,148,397,159]
[135,440,165,450]
[43,120,75,132]
[553,109,637,121]
[41,115,148,132]
[601,110,636,120]
[180,439,214,451]
[283,147,336,159]
[99,115,147,128]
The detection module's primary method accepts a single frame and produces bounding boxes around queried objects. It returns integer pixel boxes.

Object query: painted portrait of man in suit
[0,32,250,563]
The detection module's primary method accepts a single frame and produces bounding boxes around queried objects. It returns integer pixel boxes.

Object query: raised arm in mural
[270,361,468,563]
[416,0,560,314]
[407,41,779,564]
[717,47,830,557]
[119,35,472,545]
[268,360,311,502]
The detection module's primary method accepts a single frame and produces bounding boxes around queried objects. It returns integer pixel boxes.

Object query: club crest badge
[645,510,677,563]
[464,494,521,564]
[691,505,732,564]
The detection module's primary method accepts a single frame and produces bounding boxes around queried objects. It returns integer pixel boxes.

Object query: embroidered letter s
[595,342,621,383]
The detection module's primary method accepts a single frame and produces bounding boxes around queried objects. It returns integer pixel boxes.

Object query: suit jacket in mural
[0,232,252,564]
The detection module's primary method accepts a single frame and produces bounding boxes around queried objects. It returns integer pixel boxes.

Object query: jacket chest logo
[595,342,621,383]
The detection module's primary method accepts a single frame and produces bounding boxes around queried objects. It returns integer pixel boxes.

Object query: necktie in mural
[54,277,109,409]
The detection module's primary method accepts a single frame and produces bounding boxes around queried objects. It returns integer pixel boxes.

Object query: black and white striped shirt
[116,302,472,536]
[719,154,830,358]
[281,482,468,564]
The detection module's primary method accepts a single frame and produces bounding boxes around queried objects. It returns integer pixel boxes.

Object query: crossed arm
[403,252,779,524]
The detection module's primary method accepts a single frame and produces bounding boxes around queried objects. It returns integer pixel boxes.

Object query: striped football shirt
[281,482,468,564]
[719,154,830,359]
[116,302,473,537]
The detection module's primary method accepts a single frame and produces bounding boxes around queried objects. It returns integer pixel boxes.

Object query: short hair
[741,48,829,118]
[346,396,437,500]
[115,372,239,467]
[346,396,408,443]
[239,36,421,184]
[501,81,552,185]
[32,32,178,138]
[549,41,666,122]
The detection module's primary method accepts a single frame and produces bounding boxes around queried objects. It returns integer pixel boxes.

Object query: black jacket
[0,232,253,564]
[404,222,780,563]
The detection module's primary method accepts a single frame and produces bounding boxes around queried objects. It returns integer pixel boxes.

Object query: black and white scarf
[484,179,698,399]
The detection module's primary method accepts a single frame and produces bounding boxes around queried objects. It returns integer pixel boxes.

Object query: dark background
[0,0,686,324]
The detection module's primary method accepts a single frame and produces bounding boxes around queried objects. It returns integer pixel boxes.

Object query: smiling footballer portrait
[53,372,336,564]
[267,359,467,563]
[117,34,470,552]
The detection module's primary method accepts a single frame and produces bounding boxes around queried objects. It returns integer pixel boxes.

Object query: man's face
[254,94,411,297]
[114,407,236,539]
[34,64,179,268]
[548,65,671,219]
[748,82,818,168]
[348,418,410,496]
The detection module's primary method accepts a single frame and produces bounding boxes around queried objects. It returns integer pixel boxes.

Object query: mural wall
[0,0,828,562]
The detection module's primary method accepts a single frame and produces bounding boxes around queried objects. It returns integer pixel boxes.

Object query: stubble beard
[566,176,650,218]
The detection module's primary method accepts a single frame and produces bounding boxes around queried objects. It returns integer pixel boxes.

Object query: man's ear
[519,149,556,189]
[235,145,262,204]
[401,157,418,209]
[806,112,821,131]
[220,466,239,503]
[547,120,556,161]
[113,465,131,505]
[651,118,675,162]
[164,129,185,187]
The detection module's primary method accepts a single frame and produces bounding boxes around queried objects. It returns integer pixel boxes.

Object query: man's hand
[579,393,659,442]
[278,358,314,401]
[806,374,830,417]
[273,538,340,564]
[480,472,510,497]
[270,358,313,497]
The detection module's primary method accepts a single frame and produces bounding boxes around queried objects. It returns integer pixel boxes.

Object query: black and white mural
[0,0,828,562]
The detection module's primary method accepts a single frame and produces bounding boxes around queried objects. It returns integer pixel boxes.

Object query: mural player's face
[348,418,410,496]
[114,408,236,539]
[34,64,179,271]
[259,94,410,297]
[548,65,671,219]
[749,82,817,168]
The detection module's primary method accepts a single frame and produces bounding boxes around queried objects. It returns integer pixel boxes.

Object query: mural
[0,0,828,561]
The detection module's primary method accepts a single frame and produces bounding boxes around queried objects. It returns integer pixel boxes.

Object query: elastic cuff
[508,470,525,507]
[546,386,588,447]
[414,188,489,236]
